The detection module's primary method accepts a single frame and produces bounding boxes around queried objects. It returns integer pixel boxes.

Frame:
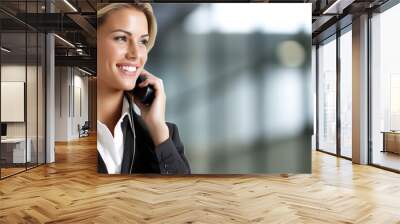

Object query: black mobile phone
[131,75,155,105]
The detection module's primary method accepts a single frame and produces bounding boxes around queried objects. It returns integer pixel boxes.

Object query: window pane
[318,37,337,154]
[1,30,27,177]
[27,31,38,169]
[340,29,352,158]
[371,3,400,171]
[312,45,317,150]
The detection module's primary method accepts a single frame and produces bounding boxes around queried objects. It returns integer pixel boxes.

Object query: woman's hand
[133,69,169,146]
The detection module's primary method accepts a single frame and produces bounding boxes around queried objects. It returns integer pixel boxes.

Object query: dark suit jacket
[98,95,191,175]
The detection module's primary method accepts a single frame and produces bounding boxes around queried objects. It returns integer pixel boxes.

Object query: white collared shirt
[97,97,133,174]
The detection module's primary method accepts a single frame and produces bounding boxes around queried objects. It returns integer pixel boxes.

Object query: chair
[79,121,90,138]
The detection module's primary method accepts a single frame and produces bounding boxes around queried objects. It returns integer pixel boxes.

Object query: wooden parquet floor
[1,135,400,223]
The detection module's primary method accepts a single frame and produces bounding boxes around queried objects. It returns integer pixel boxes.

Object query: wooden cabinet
[382,132,400,154]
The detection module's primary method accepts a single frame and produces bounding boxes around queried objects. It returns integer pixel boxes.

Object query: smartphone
[131,75,155,105]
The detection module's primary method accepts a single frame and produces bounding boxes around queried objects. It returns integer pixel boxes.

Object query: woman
[97,3,190,174]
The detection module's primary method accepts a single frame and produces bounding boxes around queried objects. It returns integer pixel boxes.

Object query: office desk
[1,138,31,163]
[381,131,400,154]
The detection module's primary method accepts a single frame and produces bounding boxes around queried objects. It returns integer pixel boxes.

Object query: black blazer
[98,95,191,175]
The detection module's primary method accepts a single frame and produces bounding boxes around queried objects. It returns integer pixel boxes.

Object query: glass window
[318,36,337,154]
[0,0,46,179]
[340,28,352,158]
[27,31,38,169]
[1,31,28,177]
[312,45,317,150]
[371,3,400,171]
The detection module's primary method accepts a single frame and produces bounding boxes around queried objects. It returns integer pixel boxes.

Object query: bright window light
[184,3,311,34]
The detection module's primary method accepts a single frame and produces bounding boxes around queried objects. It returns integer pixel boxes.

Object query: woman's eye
[139,39,149,45]
[114,36,127,42]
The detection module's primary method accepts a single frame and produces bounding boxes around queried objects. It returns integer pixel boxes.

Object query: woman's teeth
[119,66,136,72]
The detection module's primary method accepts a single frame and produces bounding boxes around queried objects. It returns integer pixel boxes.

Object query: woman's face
[97,7,149,91]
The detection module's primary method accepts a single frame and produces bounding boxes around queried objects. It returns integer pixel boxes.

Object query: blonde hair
[97,3,157,52]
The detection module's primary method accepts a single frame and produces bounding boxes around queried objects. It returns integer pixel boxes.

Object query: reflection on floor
[373,150,400,171]
[0,163,41,178]
[0,167,25,177]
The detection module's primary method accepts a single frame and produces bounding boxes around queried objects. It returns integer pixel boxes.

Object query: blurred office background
[145,3,312,173]
[0,0,96,179]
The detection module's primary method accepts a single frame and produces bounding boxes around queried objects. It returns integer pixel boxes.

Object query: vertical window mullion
[336,28,341,157]
[316,44,320,150]
[36,0,39,167]
[25,0,28,171]
[367,11,373,165]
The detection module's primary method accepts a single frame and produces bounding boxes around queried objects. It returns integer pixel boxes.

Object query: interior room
[0,0,399,223]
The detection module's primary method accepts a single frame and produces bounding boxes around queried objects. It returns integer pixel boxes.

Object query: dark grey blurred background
[145,3,312,174]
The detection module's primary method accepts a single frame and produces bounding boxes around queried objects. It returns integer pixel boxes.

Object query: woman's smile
[116,63,140,77]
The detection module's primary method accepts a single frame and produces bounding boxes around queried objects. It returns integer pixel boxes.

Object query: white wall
[1,65,40,137]
[1,65,27,141]
[72,72,89,138]
[55,66,68,141]
[54,67,89,141]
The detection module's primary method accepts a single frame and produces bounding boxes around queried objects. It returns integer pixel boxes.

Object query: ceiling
[0,0,96,73]
[309,0,390,43]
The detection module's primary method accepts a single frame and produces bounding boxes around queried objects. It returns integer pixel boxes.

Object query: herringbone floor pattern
[1,135,400,223]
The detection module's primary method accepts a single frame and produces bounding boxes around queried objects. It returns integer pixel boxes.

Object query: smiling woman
[96,3,190,175]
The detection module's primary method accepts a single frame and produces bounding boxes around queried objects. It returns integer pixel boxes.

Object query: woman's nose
[126,42,140,59]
